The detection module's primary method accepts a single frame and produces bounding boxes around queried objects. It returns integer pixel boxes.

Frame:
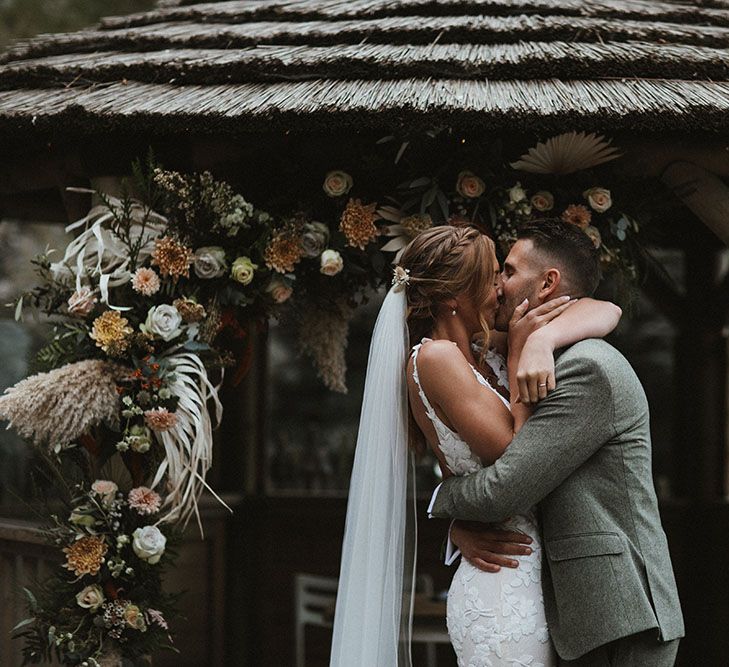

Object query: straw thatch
[0,0,728,137]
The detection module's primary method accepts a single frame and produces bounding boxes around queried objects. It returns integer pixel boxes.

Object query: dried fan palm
[150,351,230,534]
[50,192,167,309]
[0,359,129,448]
[510,131,622,175]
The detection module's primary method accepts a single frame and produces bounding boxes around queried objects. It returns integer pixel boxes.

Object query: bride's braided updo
[399,225,498,456]
[399,225,497,351]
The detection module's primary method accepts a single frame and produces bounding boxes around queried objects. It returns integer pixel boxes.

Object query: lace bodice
[411,339,555,667]
[411,341,510,476]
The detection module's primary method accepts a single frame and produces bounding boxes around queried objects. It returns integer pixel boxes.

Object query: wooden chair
[294,572,449,667]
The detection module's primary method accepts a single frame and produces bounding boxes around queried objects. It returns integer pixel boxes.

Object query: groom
[429,219,684,665]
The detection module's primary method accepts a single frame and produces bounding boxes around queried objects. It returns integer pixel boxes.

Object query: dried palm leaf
[151,351,229,535]
[50,193,167,310]
[510,131,621,175]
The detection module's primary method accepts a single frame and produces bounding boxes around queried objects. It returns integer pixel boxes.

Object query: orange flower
[339,199,379,250]
[150,236,194,281]
[561,204,592,230]
[63,535,108,577]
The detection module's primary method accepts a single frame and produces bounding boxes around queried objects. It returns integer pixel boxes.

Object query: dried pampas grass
[298,299,355,394]
[0,359,129,448]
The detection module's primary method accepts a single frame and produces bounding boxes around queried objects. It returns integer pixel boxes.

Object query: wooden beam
[660,161,729,247]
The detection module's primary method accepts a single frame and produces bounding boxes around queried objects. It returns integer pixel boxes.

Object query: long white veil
[330,286,417,666]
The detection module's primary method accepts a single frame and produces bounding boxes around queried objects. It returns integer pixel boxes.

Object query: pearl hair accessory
[391,265,411,292]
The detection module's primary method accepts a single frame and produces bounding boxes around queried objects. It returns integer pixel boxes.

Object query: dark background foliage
[0,0,155,50]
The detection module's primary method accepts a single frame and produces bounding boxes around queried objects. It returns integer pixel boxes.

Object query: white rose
[509,182,527,203]
[67,287,97,317]
[530,191,554,212]
[76,584,105,611]
[91,480,118,506]
[323,170,353,197]
[140,304,183,341]
[193,246,227,279]
[320,249,344,276]
[583,187,612,213]
[132,526,167,565]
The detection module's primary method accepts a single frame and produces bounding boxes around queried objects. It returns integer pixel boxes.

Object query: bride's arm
[416,340,515,466]
[510,297,622,404]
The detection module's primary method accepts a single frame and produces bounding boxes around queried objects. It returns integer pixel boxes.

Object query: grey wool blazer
[430,339,684,660]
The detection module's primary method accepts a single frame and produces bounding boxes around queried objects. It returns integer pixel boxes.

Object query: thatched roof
[1,0,729,138]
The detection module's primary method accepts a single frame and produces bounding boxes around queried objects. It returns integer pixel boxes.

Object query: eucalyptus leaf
[12,617,35,632]
[395,141,410,164]
[14,295,23,322]
[409,177,431,189]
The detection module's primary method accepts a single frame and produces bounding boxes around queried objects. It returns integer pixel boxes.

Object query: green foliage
[0,0,156,50]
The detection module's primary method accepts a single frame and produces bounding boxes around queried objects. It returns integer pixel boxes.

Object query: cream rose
[323,170,353,197]
[123,603,147,632]
[530,191,554,212]
[76,584,105,611]
[266,277,293,304]
[230,256,258,286]
[584,225,603,248]
[140,304,183,341]
[132,526,167,565]
[69,507,96,527]
[583,187,612,213]
[509,182,527,203]
[320,249,344,276]
[67,287,97,317]
[91,480,118,506]
[456,171,486,199]
[193,246,227,279]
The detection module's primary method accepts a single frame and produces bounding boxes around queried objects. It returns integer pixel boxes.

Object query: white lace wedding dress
[411,342,556,667]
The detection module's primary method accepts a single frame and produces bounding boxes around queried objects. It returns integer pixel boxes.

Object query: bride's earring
[452,307,457,316]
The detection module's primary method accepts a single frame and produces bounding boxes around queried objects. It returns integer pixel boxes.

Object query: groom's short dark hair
[517,219,601,296]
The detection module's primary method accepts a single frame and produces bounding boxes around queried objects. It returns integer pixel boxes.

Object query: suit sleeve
[429,352,617,522]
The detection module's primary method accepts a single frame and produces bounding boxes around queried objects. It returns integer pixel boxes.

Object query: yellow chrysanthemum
[150,236,194,281]
[339,199,379,250]
[89,310,133,356]
[264,227,304,274]
[63,535,108,576]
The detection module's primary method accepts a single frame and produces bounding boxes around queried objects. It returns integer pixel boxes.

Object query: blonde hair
[399,225,497,454]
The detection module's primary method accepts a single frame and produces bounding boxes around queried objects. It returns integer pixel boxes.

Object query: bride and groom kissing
[330,219,684,667]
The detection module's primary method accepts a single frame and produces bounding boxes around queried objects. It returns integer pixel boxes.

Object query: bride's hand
[516,332,556,404]
[507,295,573,358]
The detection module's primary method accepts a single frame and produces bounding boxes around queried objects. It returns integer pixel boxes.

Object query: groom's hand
[451,520,533,573]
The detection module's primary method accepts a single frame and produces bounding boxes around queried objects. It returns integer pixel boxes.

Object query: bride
[330,225,621,666]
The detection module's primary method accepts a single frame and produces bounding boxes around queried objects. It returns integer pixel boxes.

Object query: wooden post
[673,229,727,500]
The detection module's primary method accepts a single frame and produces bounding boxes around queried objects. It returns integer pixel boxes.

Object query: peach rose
[323,170,353,197]
[530,191,554,212]
[583,187,612,213]
[456,171,486,199]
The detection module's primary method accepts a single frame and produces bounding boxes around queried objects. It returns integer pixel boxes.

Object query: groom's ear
[539,268,562,299]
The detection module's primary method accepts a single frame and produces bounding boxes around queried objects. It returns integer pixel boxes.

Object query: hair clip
[391,266,411,292]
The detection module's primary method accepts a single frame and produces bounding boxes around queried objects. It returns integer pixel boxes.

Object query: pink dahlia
[131,267,161,296]
[128,486,162,515]
[144,407,177,432]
